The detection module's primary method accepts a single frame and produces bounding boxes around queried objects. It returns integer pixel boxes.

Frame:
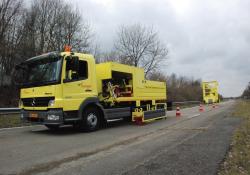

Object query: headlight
[48,100,55,106]
[47,115,60,120]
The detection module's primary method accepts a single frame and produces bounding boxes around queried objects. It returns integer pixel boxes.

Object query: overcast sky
[70,0,250,97]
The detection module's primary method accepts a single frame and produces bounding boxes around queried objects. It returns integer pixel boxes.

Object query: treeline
[242,82,250,99]
[149,72,203,102]
[167,74,202,102]
[0,0,203,106]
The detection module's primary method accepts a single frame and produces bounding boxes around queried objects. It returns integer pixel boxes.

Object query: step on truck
[16,51,167,131]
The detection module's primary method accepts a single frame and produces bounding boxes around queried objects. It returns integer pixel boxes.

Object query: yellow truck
[202,81,219,104]
[16,51,166,131]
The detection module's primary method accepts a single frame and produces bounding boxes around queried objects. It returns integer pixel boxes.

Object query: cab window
[65,59,88,82]
[78,60,88,79]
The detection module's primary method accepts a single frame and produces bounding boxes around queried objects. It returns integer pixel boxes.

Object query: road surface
[0,101,241,175]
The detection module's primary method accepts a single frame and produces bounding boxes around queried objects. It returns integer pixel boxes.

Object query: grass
[219,100,250,175]
[0,114,29,128]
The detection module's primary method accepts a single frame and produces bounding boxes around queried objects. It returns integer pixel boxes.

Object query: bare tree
[114,24,168,75]
[166,74,202,102]
[20,0,93,56]
[0,0,24,107]
[148,71,167,82]
[242,82,250,99]
[0,0,23,86]
[96,51,120,63]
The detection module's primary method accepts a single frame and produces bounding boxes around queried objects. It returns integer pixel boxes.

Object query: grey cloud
[69,0,249,97]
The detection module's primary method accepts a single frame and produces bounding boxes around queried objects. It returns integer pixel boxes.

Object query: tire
[81,106,101,132]
[45,124,59,130]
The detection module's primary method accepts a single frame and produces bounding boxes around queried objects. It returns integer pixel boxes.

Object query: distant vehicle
[202,81,219,104]
[15,51,167,131]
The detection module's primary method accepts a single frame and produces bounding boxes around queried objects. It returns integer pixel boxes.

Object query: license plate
[29,113,38,118]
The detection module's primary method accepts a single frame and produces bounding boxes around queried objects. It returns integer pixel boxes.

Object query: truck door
[62,57,93,111]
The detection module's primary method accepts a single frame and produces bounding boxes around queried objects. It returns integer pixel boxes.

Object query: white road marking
[107,118,123,122]
[187,114,201,119]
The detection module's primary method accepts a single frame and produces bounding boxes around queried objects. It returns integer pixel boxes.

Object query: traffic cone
[176,106,181,117]
[199,104,204,112]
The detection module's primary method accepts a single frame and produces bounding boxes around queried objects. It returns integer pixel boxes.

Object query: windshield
[28,60,61,82]
[17,56,62,88]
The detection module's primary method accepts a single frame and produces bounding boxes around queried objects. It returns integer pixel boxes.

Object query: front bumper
[21,109,64,125]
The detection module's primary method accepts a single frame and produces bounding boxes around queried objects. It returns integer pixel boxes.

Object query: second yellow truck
[202,81,219,104]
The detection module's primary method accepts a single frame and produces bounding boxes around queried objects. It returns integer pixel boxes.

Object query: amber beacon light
[64,45,71,52]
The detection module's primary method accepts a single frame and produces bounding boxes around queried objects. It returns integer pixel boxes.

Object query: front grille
[22,97,54,107]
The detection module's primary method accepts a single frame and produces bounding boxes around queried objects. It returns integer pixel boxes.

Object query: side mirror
[13,63,28,87]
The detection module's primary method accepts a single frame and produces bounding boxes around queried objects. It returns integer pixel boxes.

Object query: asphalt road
[0,100,240,175]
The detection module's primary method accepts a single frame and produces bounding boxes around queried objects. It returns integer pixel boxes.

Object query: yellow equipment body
[17,52,167,131]
[202,81,219,104]
[96,62,166,104]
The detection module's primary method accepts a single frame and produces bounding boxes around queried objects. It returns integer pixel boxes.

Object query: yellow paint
[132,108,144,122]
[96,62,166,103]
[132,106,167,123]
[202,81,219,104]
[143,116,167,123]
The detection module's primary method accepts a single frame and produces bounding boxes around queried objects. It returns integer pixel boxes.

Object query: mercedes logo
[31,98,36,106]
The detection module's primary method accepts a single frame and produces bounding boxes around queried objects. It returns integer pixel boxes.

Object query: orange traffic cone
[176,106,181,117]
[199,104,204,112]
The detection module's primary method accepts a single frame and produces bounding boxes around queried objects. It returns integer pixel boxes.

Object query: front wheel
[81,107,101,132]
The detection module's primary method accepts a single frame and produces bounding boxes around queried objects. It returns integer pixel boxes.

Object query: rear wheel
[81,106,101,132]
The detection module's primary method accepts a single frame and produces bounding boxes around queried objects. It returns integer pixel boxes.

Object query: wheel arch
[78,97,106,121]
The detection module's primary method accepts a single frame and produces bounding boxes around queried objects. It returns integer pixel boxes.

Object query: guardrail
[167,101,201,111]
[0,108,20,114]
[173,101,201,105]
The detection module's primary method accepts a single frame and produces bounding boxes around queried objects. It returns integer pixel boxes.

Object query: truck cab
[17,52,101,131]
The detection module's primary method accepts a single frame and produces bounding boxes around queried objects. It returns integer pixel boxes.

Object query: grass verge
[0,114,29,128]
[219,100,250,175]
